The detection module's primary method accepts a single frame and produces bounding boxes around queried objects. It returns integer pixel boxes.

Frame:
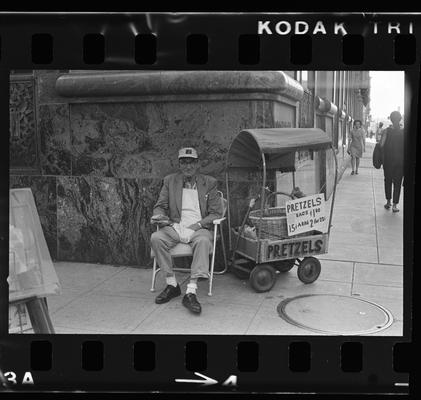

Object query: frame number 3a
[3,371,34,385]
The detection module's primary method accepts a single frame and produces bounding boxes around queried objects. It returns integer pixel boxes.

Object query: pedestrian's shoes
[182,293,202,314]
[155,284,181,304]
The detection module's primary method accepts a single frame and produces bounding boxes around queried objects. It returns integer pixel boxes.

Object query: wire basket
[247,191,319,240]
[249,206,289,240]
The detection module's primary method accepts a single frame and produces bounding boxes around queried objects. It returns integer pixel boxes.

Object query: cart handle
[260,191,295,216]
[264,191,294,207]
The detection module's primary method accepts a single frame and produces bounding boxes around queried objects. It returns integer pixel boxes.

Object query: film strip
[0,12,417,394]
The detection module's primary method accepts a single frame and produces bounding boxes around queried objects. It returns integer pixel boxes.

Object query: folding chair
[150,191,228,296]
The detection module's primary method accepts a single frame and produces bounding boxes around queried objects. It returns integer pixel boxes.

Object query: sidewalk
[45,141,403,335]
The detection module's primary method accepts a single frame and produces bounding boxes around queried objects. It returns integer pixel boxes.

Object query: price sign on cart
[286,194,326,236]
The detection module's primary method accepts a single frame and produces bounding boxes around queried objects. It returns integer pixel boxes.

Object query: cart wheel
[274,259,296,272]
[297,257,321,284]
[249,264,277,293]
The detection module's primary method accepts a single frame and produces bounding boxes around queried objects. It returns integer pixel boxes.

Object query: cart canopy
[227,128,332,168]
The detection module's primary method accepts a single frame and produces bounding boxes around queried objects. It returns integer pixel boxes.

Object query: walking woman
[347,120,366,175]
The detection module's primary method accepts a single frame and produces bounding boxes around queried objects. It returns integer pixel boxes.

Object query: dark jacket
[153,172,223,229]
[380,126,404,172]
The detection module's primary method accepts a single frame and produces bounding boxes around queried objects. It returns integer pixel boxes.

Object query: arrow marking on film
[175,372,218,386]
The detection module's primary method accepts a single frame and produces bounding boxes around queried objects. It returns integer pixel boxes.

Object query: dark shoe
[384,202,391,210]
[182,293,202,314]
[351,171,354,175]
[155,284,181,304]
[355,171,358,175]
[392,205,400,213]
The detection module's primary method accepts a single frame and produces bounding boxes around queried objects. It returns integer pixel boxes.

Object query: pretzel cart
[225,128,338,293]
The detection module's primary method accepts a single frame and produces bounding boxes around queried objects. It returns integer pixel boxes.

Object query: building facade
[9,70,370,266]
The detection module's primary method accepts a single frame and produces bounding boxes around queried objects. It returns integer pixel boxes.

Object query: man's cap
[178,147,198,159]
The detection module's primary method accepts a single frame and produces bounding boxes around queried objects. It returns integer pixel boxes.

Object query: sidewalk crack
[50,264,129,315]
[129,272,198,333]
[130,302,172,332]
[244,295,266,334]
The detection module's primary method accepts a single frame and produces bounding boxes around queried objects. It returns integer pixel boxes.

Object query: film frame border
[0,12,416,394]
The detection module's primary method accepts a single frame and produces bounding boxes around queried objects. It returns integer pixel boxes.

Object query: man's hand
[187,223,202,231]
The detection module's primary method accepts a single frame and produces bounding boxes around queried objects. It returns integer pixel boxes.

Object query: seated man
[150,147,223,314]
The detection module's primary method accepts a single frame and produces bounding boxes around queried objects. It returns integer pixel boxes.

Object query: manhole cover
[277,294,393,335]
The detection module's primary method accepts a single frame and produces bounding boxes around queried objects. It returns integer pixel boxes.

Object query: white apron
[173,186,202,243]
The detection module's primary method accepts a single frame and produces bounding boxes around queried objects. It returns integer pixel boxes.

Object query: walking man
[380,111,404,213]
[150,147,223,314]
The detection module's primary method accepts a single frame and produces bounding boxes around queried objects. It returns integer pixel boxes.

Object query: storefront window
[297,71,315,92]
[283,71,295,79]
[301,71,308,86]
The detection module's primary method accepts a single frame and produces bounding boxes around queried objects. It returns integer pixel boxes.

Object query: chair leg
[208,228,218,296]
[219,224,228,274]
[214,223,228,275]
[151,258,160,292]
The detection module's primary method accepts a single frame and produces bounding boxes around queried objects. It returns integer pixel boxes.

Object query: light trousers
[150,226,213,279]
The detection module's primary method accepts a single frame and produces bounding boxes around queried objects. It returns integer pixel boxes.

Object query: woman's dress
[349,128,365,158]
